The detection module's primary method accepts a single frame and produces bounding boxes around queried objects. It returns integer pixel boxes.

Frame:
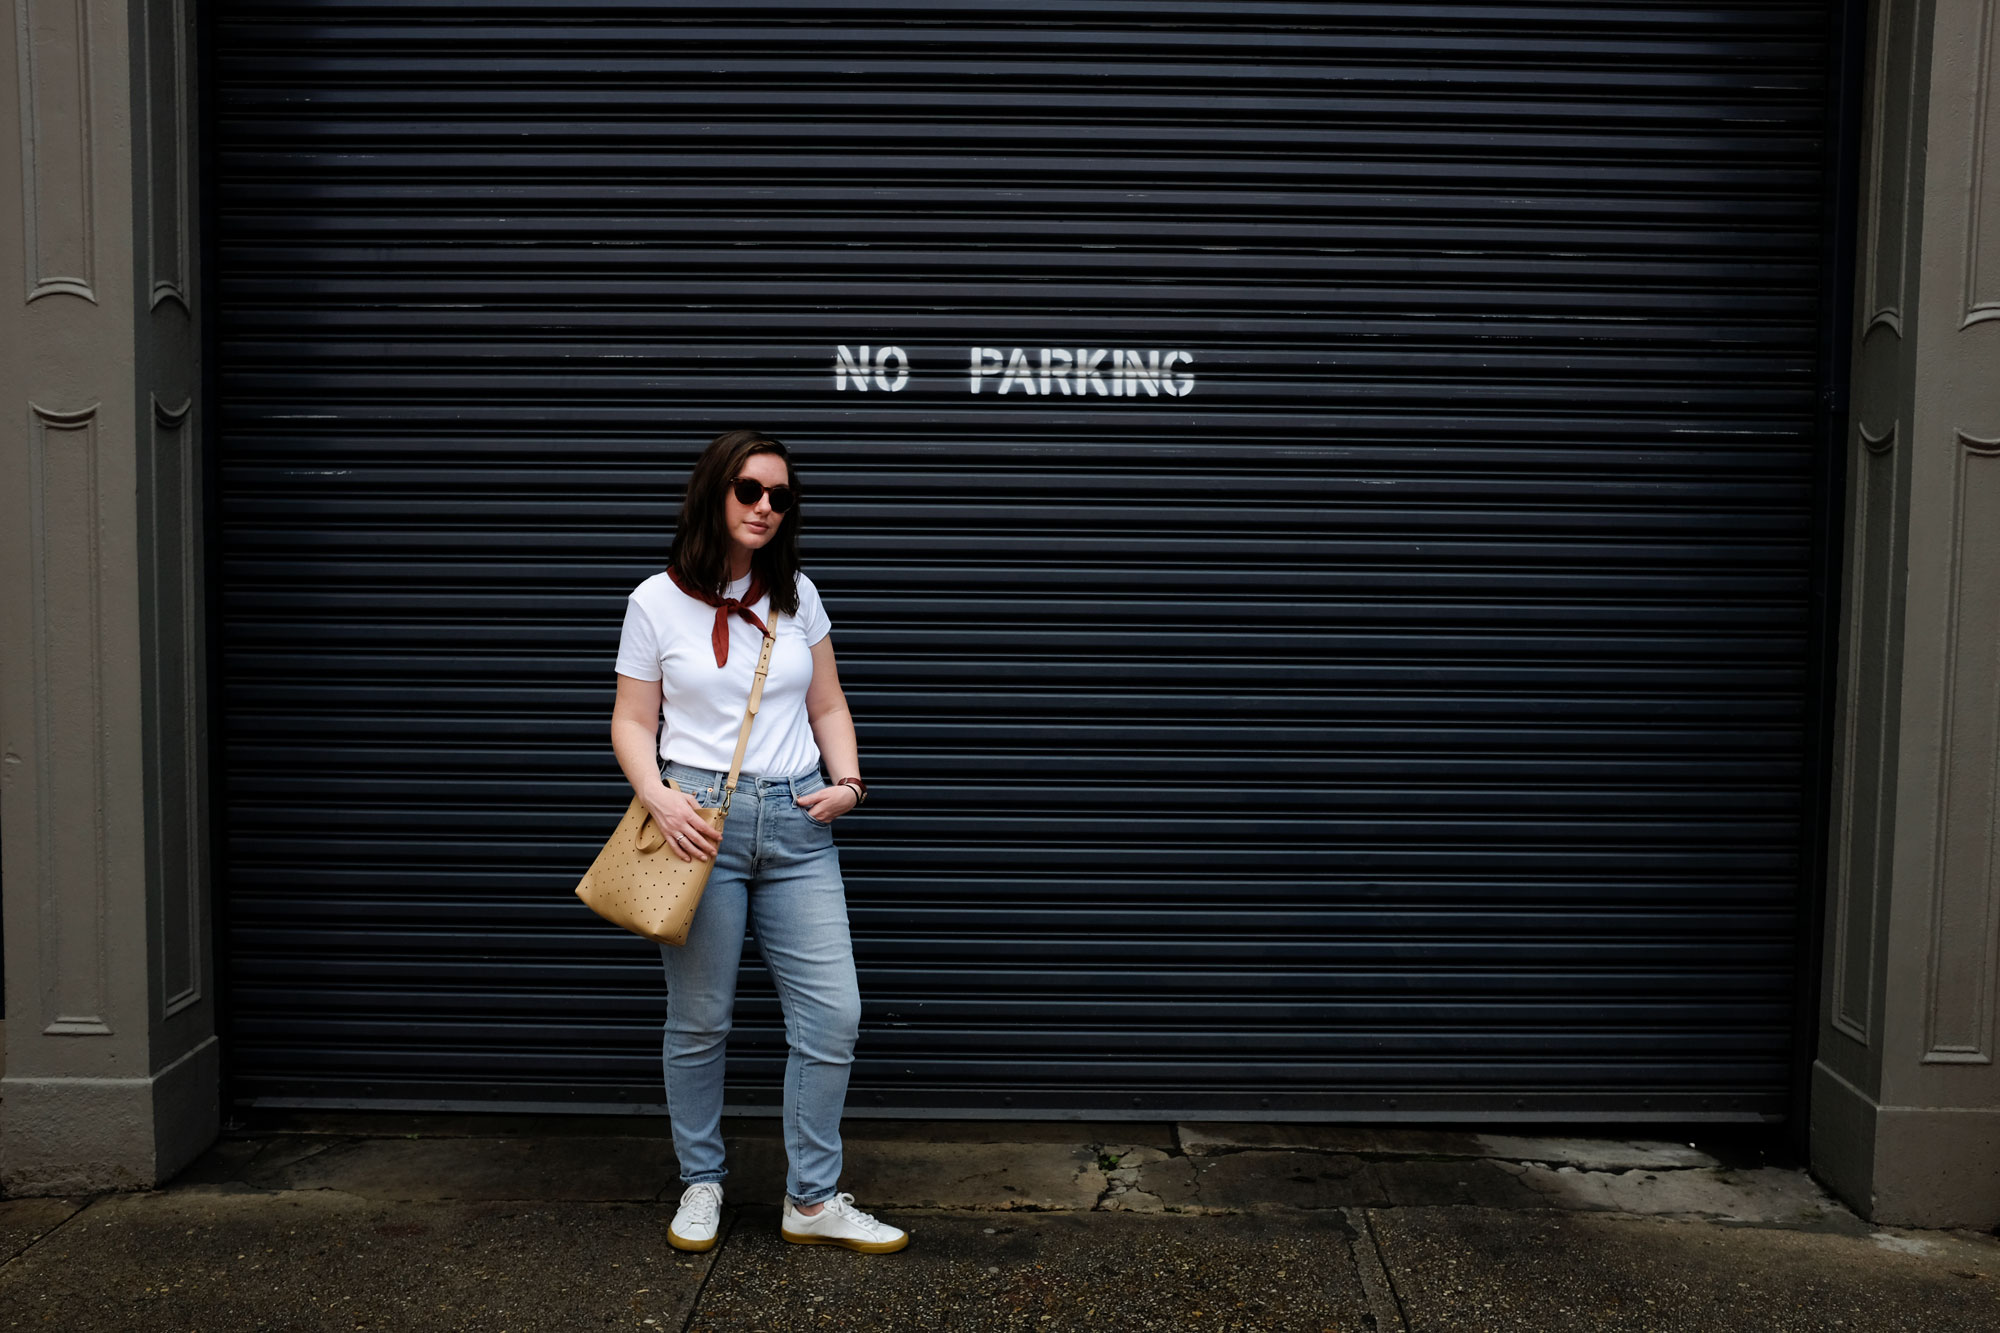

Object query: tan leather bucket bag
[575,615,778,946]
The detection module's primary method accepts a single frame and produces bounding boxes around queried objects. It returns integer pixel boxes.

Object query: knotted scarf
[667,565,770,667]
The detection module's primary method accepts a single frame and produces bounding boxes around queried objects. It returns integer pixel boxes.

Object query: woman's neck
[726,547,754,582]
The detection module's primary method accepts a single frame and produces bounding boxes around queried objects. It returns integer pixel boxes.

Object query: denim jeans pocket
[795,776,837,830]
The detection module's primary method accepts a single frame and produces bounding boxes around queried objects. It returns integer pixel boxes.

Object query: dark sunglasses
[731,477,796,513]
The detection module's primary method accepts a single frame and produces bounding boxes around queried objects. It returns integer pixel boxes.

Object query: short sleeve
[795,574,833,646]
[614,592,663,681]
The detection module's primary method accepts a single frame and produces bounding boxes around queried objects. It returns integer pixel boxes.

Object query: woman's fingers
[670,790,723,861]
[643,789,723,861]
[661,825,712,862]
[639,797,683,856]
[677,817,722,859]
[797,787,854,823]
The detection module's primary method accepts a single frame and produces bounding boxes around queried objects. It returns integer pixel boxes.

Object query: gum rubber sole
[667,1228,719,1252]
[781,1229,910,1253]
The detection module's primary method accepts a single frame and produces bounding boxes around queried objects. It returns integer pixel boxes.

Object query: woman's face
[724,450,791,554]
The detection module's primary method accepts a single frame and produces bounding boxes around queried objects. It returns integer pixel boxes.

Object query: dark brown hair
[667,429,803,616]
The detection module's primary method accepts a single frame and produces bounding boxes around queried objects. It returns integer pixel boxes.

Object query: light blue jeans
[656,758,861,1207]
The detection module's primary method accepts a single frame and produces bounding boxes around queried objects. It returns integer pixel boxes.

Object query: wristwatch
[835,776,868,806]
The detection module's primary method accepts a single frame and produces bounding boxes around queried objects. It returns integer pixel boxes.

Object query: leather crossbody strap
[719,615,780,811]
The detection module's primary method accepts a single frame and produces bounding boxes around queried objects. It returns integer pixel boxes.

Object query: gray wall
[0,0,213,1192]
[1811,0,2000,1227]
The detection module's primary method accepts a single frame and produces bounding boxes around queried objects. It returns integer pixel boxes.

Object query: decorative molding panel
[1924,431,2000,1062]
[1965,0,2000,328]
[144,0,188,312]
[26,400,112,1036]
[1831,423,1904,1044]
[14,0,96,305]
[144,393,203,1015]
[1861,0,1920,337]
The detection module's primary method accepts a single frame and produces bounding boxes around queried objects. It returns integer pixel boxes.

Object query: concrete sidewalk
[1,1113,1995,1331]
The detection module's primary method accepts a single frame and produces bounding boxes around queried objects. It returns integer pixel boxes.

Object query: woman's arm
[797,635,862,822]
[611,672,721,860]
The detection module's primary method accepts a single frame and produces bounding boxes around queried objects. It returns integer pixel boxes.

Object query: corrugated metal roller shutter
[213,1,1838,1118]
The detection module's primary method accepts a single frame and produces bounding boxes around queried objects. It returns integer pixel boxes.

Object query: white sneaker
[668,1182,723,1252]
[776,1184,912,1248]
[781,1191,909,1253]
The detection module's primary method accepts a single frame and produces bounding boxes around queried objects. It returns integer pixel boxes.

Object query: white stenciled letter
[1040,348,1073,395]
[1161,350,1194,397]
[969,347,1004,393]
[875,345,910,392]
[998,347,1038,395]
[1111,350,1160,398]
[1076,348,1110,396]
[1124,349,1161,398]
[835,345,872,391]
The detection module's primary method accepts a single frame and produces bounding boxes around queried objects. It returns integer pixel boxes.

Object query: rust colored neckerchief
[667,565,771,667]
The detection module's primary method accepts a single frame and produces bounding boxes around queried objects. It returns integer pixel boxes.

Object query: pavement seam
[1346,1206,1411,1333]
[154,1180,1857,1231]
[0,1191,107,1273]
[240,1134,347,1178]
[1188,1143,1726,1169]
[677,1203,737,1333]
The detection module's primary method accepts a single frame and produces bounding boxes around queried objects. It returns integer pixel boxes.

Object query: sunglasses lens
[732,477,795,512]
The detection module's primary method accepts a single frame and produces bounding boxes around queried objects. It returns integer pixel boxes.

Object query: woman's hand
[797,783,860,825]
[640,782,724,862]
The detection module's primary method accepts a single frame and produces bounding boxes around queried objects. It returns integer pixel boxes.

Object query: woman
[609,429,907,1255]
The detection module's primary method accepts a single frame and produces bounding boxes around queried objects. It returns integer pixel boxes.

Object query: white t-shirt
[615,569,833,777]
